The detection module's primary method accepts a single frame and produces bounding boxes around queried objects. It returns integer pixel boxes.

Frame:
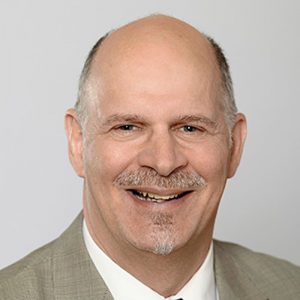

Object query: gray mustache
[114,168,207,189]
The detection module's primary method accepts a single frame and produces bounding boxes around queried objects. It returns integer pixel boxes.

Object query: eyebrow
[176,114,218,129]
[101,114,147,126]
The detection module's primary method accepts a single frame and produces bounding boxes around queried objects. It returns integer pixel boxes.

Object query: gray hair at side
[75,29,238,131]
[75,32,111,129]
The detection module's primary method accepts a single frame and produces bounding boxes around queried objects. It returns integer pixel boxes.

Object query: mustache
[113,168,207,189]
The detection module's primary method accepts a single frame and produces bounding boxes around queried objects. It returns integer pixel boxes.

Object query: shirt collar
[83,220,217,300]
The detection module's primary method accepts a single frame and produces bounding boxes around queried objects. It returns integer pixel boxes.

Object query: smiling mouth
[128,189,192,203]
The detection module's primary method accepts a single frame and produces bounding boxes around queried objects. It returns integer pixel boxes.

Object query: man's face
[66,22,246,258]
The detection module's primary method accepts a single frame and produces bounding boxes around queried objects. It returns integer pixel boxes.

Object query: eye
[181,125,206,133]
[111,124,141,137]
[182,125,198,132]
[117,124,136,131]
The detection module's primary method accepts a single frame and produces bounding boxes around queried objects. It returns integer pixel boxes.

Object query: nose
[137,129,188,176]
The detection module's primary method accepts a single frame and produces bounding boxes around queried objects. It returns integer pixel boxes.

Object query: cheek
[84,139,137,182]
[196,144,230,209]
[190,143,230,181]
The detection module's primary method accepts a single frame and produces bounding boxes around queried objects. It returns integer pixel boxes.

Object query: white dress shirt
[83,220,219,300]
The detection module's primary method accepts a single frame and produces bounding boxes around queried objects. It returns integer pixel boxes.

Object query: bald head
[98,15,214,62]
[76,15,237,130]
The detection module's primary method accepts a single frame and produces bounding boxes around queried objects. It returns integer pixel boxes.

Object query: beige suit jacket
[1,213,299,300]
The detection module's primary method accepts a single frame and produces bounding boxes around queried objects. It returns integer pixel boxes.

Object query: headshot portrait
[1,1,299,299]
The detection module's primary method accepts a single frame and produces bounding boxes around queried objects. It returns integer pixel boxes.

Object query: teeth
[136,191,179,201]
[148,193,179,200]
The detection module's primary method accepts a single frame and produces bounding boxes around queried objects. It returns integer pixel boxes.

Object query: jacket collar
[52,212,113,300]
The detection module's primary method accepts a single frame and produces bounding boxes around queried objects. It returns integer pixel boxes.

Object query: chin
[147,234,176,256]
[128,227,182,256]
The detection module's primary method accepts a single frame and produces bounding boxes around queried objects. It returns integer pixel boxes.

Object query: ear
[64,108,85,178]
[227,113,247,178]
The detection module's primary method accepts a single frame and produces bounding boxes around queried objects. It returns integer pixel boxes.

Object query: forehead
[87,17,222,117]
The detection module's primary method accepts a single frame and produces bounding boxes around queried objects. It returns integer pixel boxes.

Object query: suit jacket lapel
[214,240,268,300]
[52,212,114,300]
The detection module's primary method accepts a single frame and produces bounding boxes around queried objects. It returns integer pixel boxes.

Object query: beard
[114,167,207,255]
[148,212,176,255]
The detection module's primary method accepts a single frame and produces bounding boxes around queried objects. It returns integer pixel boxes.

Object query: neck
[115,238,212,297]
[85,211,213,297]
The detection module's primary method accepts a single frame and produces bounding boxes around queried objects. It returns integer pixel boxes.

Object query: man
[0,15,299,300]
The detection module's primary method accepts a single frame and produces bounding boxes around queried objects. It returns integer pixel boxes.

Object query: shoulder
[214,239,300,274]
[0,240,56,299]
[0,213,85,299]
[214,240,300,298]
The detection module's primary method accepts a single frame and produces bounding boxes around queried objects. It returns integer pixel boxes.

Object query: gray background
[1,0,299,269]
